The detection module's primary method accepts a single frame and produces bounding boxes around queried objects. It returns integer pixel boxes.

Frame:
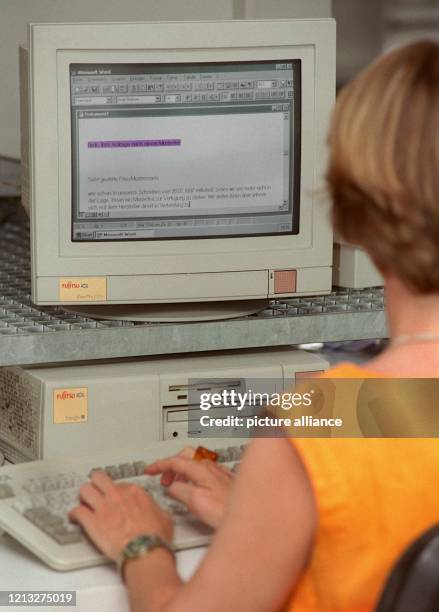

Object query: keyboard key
[23,506,52,526]
[104,465,121,480]
[52,525,83,545]
[119,463,136,478]
[133,461,146,476]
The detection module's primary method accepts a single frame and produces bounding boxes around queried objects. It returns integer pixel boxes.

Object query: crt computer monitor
[20,19,335,321]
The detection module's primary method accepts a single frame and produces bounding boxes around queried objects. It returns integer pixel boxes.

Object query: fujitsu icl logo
[56,390,86,400]
[61,281,89,289]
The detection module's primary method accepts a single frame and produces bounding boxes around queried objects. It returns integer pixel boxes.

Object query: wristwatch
[117,534,175,581]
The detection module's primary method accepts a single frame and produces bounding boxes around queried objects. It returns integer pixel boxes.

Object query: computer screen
[21,20,335,319]
[71,61,301,242]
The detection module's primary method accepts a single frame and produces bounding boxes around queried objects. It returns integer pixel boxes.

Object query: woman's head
[327,41,439,293]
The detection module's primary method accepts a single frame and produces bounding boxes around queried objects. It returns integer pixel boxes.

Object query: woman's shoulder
[320,362,384,379]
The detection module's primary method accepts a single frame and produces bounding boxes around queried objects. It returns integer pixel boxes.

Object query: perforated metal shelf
[0,215,388,367]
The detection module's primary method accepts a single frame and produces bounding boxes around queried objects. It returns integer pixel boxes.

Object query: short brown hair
[327,41,439,293]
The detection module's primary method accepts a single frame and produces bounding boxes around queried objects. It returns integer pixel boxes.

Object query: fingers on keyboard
[89,470,117,496]
[78,482,105,510]
[145,456,212,487]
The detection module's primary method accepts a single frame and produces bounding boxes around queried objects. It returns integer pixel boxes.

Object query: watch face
[127,535,153,557]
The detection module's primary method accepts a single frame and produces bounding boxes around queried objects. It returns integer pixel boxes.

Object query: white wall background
[333,0,384,85]
[233,0,331,19]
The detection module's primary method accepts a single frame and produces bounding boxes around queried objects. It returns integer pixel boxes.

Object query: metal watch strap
[117,534,175,581]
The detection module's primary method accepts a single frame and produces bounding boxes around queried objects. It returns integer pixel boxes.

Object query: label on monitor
[53,388,88,424]
[59,277,107,301]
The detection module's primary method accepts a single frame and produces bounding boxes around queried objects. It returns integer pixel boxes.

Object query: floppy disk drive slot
[165,404,259,423]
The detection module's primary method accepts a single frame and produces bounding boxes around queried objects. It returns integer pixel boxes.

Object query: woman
[70,41,439,611]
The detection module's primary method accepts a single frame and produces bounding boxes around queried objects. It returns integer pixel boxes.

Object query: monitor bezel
[27,19,335,298]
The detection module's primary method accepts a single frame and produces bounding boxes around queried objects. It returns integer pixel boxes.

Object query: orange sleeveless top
[288,363,439,612]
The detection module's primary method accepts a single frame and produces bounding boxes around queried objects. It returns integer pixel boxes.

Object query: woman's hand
[69,470,173,561]
[145,448,234,529]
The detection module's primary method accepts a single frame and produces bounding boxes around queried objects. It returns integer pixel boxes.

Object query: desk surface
[0,533,206,611]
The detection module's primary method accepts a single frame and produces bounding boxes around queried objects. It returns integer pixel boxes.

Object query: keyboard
[0,439,245,571]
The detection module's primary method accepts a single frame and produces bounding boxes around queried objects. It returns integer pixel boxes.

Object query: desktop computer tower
[0,348,329,463]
